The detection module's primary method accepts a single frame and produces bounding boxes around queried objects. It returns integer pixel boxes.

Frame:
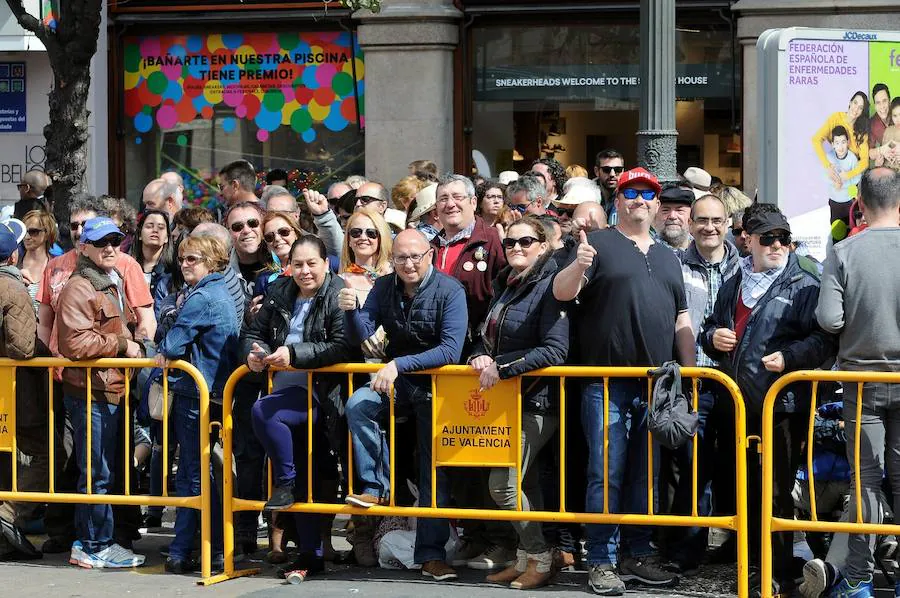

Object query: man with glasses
[701,206,836,597]
[340,229,468,582]
[657,193,741,574]
[430,173,513,569]
[592,149,625,225]
[224,202,265,290]
[354,181,390,216]
[553,167,695,594]
[35,195,154,555]
[506,175,547,217]
[56,217,146,569]
[729,208,750,257]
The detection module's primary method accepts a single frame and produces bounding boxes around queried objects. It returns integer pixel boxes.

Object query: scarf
[739,255,786,309]
[345,262,379,285]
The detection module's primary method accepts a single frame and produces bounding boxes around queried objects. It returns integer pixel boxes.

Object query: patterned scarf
[739,255,786,309]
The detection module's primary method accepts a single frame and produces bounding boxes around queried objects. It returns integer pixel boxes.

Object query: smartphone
[250,348,269,359]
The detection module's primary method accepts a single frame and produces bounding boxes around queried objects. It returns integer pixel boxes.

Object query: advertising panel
[771,29,900,259]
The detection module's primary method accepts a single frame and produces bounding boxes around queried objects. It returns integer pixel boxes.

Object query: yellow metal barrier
[0,358,215,581]
[761,370,900,598]
[207,363,750,597]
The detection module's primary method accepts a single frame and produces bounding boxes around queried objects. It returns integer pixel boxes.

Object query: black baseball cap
[659,186,695,205]
[745,210,791,235]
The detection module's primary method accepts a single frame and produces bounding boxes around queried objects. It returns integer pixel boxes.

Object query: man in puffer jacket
[0,224,42,536]
[701,206,837,596]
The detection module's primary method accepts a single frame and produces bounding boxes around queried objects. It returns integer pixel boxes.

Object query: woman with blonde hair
[155,234,240,573]
[339,208,393,298]
[391,175,429,210]
[20,209,57,314]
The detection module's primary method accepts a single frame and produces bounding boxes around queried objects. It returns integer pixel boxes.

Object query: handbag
[144,368,174,421]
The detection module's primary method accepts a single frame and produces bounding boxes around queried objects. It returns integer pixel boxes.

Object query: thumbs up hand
[575,229,597,270]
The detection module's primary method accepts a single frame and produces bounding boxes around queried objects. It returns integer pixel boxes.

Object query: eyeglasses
[16,183,27,189]
[88,236,123,249]
[392,250,431,265]
[230,218,260,232]
[263,227,293,244]
[502,236,540,250]
[693,217,726,228]
[179,254,204,265]
[349,227,378,240]
[599,166,624,175]
[731,227,744,236]
[26,228,44,237]
[556,207,575,217]
[621,188,657,201]
[510,203,530,214]
[758,232,791,247]
[70,220,87,231]
[436,193,470,204]
[356,195,383,205]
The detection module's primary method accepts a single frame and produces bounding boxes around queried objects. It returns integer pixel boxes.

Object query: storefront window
[122,31,365,208]
[471,23,740,185]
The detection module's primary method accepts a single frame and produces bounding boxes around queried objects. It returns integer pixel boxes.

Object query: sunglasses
[230,218,260,232]
[621,188,657,201]
[356,195,383,205]
[26,228,44,236]
[502,236,540,250]
[88,235,123,249]
[599,166,624,175]
[758,233,791,246]
[263,227,293,244]
[179,254,204,265]
[69,220,87,231]
[555,207,575,217]
[510,203,530,214]
[731,227,744,235]
[349,227,378,240]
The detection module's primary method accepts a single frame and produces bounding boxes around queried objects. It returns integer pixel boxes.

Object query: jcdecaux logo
[842,31,877,41]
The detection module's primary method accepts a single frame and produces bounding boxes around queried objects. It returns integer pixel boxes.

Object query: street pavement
[0,515,742,598]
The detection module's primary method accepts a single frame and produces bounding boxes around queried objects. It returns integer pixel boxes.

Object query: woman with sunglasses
[468,216,569,590]
[339,208,393,308]
[154,235,240,573]
[240,235,358,583]
[131,209,174,303]
[20,209,57,315]
[254,211,304,298]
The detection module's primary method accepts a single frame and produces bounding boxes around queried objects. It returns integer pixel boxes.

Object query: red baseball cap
[616,167,662,196]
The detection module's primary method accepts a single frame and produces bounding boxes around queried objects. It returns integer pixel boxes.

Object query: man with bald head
[15,169,51,219]
[354,181,390,216]
[340,228,468,582]
[142,178,183,221]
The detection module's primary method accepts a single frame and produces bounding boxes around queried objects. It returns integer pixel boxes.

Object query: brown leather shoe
[553,549,576,569]
[486,564,524,584]
[421,560,458,581]
[510,558,553,590]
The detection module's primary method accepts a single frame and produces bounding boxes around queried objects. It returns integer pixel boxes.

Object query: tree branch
[4,0,46,39]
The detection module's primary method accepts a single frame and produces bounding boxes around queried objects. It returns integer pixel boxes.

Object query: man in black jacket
[701,206,836,597]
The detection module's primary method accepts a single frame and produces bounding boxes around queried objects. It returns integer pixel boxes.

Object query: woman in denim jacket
[155,235,240,574]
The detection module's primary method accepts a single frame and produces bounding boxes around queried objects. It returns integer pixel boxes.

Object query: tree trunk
[45,66,92,239]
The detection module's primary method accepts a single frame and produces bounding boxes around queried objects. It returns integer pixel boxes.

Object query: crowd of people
[0,152,897,598]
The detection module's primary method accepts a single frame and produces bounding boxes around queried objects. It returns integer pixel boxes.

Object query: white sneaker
[84,543,146,568]
[69,541,91,568]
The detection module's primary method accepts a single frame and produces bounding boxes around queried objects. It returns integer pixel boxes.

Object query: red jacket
[432,217,506,337]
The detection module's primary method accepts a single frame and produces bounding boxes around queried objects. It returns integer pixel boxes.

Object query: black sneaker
[165,557,198,574]
[618,555,678,587]
[264,486,295,511]
[142,513,163,529]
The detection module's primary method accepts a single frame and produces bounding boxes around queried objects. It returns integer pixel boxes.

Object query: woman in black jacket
[469,216,569,590]
[240,234,355,583]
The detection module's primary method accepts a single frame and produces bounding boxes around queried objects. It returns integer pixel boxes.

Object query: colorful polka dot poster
[123,31,365,146]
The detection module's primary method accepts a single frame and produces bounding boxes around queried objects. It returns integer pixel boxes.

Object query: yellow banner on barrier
[433,376,519,467]
[0,366,14,451]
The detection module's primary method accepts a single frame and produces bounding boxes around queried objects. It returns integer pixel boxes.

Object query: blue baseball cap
[1,218,26,244]
[0,226,18,260]
[80,217,124,244]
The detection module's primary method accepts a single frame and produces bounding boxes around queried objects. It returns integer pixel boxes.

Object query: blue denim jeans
[582,380,654,566]
[345,376,450,563]
[65,396,121,554]
[169,394,223,562]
